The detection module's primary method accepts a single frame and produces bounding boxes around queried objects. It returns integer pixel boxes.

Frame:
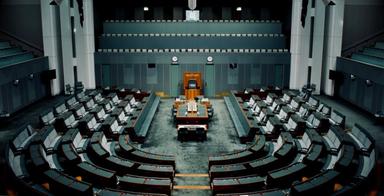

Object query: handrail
[342,29,384,57]
[0,30,44,57]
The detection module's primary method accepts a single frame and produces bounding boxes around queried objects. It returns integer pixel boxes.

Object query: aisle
[137,98,250,195]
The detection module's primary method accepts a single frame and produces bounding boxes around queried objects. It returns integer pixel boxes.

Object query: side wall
[95,52,291,97]
[0,0,43,49]
[336,57,384,115]
[342,0,384,49]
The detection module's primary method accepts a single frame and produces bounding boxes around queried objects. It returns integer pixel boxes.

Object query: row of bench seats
[213,88,376,195]
[105,19,282,23]
[98,36,285,49]
[40,89,158,142]
[6,89,175,195]
[101,33,285,37]
[97,48,289,53]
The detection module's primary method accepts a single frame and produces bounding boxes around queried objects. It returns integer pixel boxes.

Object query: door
[204,64,215,97]
[170,64,180,97]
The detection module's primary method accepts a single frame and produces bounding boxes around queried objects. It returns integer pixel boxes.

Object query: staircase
[350,41,384,67]
[0,41,35,67]
[0,40,50,118]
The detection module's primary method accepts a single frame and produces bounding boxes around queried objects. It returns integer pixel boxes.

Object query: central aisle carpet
[134,98,250,196]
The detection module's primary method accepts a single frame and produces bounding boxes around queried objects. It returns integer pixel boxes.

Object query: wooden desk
[175,101,209,124]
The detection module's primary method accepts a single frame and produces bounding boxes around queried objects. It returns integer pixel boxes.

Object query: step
[363,48,384,59]
[173,173,211,187]
[0,52,34,67]
[175,173,209,177]
[351,53,384,67]
[173,185,211,190]
[0,47,22,57]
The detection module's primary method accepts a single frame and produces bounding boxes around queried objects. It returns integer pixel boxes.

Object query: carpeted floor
[133,98,248,196]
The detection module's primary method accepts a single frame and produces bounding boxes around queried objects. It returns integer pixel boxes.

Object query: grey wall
[342,0,384,49]
[94,52,290,96]
[336,57,384,115]
[0,57,50,116]
[0,0,43,49]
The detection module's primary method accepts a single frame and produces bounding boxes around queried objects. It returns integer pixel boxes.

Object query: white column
[41,0,62,95]
[59,0,75,89]
[311,1,326,94]
[75,0,96,89]
[290,0,310,91]
[322,0,345,95]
